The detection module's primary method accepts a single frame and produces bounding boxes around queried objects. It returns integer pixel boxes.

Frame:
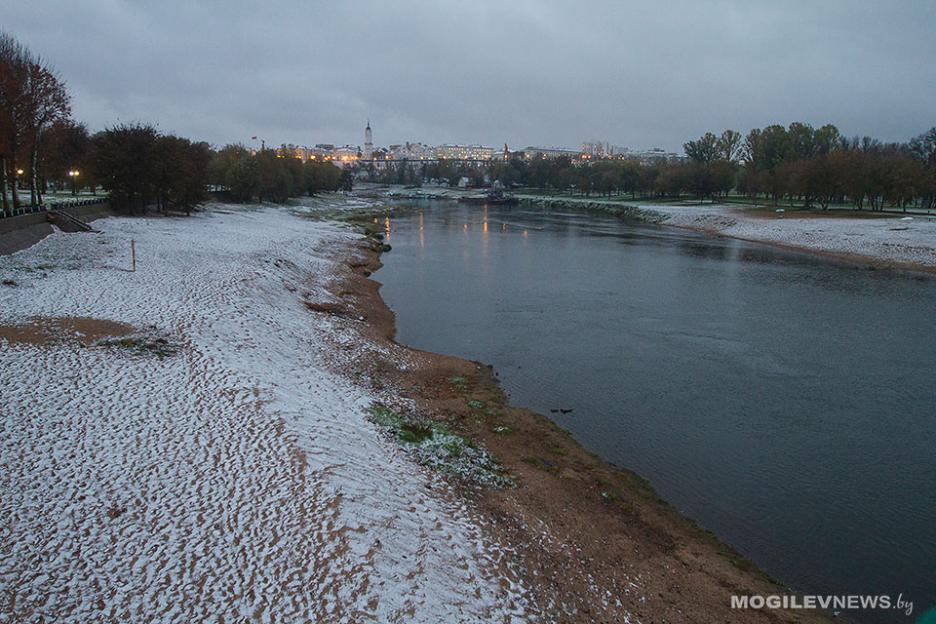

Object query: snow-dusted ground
[651,203,936,268]
[0,205,534,623]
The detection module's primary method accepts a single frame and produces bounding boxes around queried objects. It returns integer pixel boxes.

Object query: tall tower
[364,120,373,160]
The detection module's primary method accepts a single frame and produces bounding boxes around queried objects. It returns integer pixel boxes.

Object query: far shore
[365,183,936,274]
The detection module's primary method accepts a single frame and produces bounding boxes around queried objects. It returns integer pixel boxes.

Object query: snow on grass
[287,193,386,220]
[367,405,513,488]
[520,194,936,267]
[650,203,936,267]
[0,205,536,623]
[95,332,180,358]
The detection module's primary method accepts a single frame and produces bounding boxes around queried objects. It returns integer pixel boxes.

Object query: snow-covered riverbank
[654,203,936,269]
[520,194,936,270]
[401,189,936,270]
[0,204,533,622]
[514,193,936,269]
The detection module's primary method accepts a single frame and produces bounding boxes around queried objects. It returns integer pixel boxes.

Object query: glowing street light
[68,170,80,195]
[16,169,24,176]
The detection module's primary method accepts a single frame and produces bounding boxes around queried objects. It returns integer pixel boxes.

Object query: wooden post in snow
[131,239,136,272]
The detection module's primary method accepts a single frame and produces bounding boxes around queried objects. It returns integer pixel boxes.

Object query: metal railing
[1,197,108,219]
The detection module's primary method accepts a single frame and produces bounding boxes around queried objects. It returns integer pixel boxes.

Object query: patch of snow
[648,203,936,267]
[0,205,537,622]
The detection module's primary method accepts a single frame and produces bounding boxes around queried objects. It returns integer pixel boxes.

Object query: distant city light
[260,120,673,166]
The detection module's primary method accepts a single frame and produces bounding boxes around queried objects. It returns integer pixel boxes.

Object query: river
[375,200,935,621]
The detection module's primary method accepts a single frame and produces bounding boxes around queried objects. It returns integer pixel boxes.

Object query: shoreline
[323,219,835,622]
[365,184,936,274]
[0,202,841,621]
[514,193,936,274]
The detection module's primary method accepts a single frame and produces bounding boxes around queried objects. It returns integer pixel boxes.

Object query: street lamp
[68,170,80,195]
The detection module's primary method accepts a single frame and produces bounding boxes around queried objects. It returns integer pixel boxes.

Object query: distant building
[581,141,622,158]
[433,144,495,160]
[388,142,433,160]
[619,147,687,165]
[307,144,335,161]
[276,144,310,161]
[364,120,373,160]
[522,146,583,160]
[333,145,361,164]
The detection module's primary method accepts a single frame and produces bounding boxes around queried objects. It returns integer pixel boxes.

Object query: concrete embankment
[0,201,112,255]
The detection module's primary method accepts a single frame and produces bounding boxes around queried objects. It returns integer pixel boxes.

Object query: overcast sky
[5,1,935,151]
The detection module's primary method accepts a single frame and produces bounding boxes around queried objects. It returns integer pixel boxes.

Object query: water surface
[376,201,935,621]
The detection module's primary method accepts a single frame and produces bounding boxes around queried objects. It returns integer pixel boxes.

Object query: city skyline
[266,120,687,167]
[5,1,935,151]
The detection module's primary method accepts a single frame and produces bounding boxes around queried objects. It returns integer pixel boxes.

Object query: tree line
[730,124,936,210]
[358,123,936,212]
[5,29,933,215]
[513,123,935,211]
[209,144,352,203]
[0,32,70,213]
[2,31,349,216]
[1,32,213,215]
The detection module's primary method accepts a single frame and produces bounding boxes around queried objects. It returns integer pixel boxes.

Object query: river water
[375,201,935,620]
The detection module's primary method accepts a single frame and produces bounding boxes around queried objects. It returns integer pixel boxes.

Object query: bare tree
[0,32,31,214]
[22,57,70,205]
[0,32,70,211]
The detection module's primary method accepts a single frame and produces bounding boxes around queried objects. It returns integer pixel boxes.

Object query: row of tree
[5,30,933,215]
[2,31,351,216]
[534,123,936,210]
[684,123,936,210]
[209,145,352,203]
[0,32,70,213]
[353,123,936,212]
[1,32,213,214]
[90,123,212,214]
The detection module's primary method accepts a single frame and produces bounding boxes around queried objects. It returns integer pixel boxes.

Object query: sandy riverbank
[0,201,833,622]
[305,205,836,622]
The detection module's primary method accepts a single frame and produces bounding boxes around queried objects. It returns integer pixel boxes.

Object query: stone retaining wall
[0,201,112,255]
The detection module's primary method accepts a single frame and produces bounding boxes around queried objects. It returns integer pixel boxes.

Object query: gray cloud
[5,0,935,151]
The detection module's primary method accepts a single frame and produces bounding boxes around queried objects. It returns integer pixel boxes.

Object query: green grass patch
[98,335,178,359]
[449,376,469,392]
[367,403,511,487]
[397,422,434,444]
